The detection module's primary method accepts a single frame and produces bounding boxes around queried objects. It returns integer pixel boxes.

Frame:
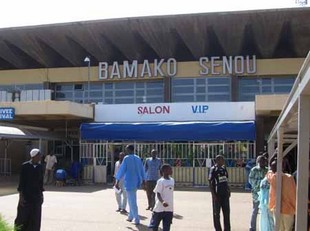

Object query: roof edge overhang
[0,124,64,140]
[0,101,93,120]
[0,7,306,31]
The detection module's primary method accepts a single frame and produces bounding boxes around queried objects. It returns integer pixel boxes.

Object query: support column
[4,140,8,175]
[275,127,284,231]
[164,76,171,102]
[295,95,310,230]
[255,116,265,155]
[39,139,42,152]
[268,138,275,163]
[231,74,238,101]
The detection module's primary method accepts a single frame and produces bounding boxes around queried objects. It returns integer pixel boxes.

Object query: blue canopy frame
[80,121,255,141]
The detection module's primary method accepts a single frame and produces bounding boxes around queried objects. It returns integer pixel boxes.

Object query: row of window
[54,77,295,103]
[0,76,296,104]
[0,84,43,91]
[172,77,231,102]
[238,77,295,101]
[55,81,164,104]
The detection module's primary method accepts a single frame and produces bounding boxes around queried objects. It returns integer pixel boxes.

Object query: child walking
[149,164,174,231]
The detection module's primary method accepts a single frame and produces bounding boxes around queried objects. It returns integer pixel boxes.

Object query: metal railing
[79,141,255,186]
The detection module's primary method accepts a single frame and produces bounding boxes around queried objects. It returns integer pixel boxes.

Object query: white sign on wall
[95,102,255,122]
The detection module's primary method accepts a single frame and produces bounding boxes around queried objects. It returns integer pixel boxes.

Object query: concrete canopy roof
[0,124,64,140]
[0,8,309,70]
[266,51,310,231]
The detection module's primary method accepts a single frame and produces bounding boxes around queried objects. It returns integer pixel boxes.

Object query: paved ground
[0,180,253,231]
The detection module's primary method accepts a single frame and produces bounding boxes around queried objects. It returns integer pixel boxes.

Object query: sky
[1,0,308,29]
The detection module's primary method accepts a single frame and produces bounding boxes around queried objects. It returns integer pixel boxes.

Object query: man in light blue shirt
[115,144,146,225]
[144,149,161,211]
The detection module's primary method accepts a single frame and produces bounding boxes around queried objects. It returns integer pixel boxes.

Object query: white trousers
[273,212,294,231]
[115,180,127,210]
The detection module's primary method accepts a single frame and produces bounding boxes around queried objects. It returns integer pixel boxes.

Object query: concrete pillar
[39,139,42,151]
[295,95,310,230]
[268,138,275,163]
[231,75,238,101]
[255,116,265,155]
[275,127,284,231]
[164,76,171,102]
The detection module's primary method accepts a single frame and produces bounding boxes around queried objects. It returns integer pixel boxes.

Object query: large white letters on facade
[99,55,256,79]
[99,58,177,79]
[199,55,256,76]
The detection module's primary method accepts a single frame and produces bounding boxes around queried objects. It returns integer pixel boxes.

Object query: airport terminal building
[0,7,309,185]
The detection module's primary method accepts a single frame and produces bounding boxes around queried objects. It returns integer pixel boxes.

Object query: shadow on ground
[0,176,18,196]
[174,186,249,193]
[0,175,250,196]
[0,177,110,196]
[44,184,110,193]
[0,184,109,196]
[126,223,151,231]
[173,213,183,220]
[0,185,18,196]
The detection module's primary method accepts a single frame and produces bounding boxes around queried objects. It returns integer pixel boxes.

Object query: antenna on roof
[295,0,308,6]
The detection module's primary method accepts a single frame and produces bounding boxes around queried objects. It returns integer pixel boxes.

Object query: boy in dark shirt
[209,155,231,231]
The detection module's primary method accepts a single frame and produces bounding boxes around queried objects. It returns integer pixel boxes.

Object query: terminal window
[238,76,295,101]
[171,77,231,102]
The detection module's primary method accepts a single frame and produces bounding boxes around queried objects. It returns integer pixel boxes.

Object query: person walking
[267,160,296,231]
[114,152,127,213]
[144,149,161,211]
[148,164,174,231]
[258,176,274,231]
[209,155,231,231]
[248,155,268,231]
[114,144,146,225]
[44,151,57,185]
[15,148,44,231]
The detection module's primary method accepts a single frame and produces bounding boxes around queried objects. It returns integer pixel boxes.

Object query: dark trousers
[150,211,173,231]
[250,201,259,231]
[146,181,157,209]
[15,199,42,231]
[212,196,230,231]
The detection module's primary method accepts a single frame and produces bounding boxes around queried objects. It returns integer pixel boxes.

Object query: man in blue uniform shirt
[114,144,146,225]
[144,149,161,211]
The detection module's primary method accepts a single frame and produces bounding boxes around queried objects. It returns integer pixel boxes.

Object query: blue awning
[80,121,255,141]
